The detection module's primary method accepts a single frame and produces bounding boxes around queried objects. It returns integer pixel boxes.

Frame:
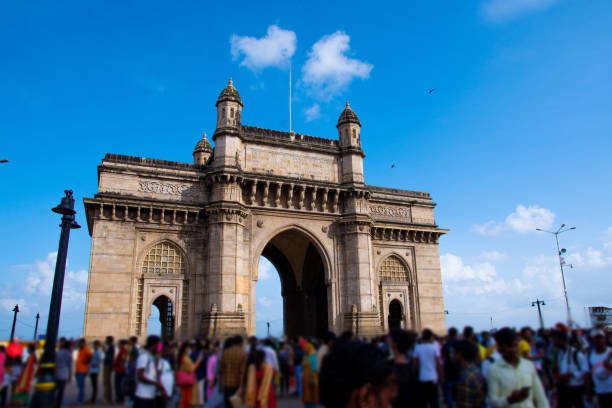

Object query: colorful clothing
[454,363,486,408]
[220,345,247,389]
[76,346,93,373]
[11,354,35,406]
[178,354,199,408]
[206,353,218,399]
[245,362,275,408]
[301,344,319,406]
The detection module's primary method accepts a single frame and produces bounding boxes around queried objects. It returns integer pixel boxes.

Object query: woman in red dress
[245,350,276,408]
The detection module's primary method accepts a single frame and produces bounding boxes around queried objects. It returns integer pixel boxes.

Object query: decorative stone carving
[369,205,409,219]
[256,219,263,228]
[321,225,328,233]
[139,181,199,198]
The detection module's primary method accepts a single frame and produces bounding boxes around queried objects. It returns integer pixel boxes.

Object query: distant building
[589,306,612,329]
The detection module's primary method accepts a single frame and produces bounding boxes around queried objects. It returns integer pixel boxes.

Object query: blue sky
[1,0,611,339]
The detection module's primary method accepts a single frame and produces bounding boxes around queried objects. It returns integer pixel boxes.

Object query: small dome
[336,101,361,127]
[216,78,243,107]
[194,132,212,153]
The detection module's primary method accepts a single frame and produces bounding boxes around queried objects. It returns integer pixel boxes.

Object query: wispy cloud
[478,250,508,262]
[481,0,561,22]
[304,103,321,122]
[302,31,372,100]
[474,205,555,236]
[231,25,296,72]
[258,296,273,307]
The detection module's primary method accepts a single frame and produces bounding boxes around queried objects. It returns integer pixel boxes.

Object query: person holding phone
[487,328,549,408]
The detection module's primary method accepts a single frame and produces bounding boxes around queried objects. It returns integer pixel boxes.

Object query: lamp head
[52,190,76,215]
[71,220,82,229]
[12,305,19,312]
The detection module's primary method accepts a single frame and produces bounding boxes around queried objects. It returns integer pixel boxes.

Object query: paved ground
[61,380,304,407]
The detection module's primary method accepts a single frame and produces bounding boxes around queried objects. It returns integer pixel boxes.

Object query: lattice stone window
[380,256,409,281]
[142,242,185,275]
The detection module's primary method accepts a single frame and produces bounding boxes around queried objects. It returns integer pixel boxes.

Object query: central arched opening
[257,229,328,339]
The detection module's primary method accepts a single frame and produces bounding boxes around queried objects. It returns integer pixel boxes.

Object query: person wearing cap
[587,328,612,407]
[550,327,590,408]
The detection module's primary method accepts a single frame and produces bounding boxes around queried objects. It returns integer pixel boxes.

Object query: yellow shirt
[518,339,532,359]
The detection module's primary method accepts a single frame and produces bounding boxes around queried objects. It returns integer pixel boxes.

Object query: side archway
[377,254,419,331]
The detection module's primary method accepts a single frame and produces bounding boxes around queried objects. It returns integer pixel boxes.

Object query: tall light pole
[536,224,576,328]
[30,190,81,408]
[531,299,546,329]
[10,304,19,342]
[34,313,40,341]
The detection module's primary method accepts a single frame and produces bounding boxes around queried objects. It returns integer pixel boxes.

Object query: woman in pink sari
[206,342,220,399]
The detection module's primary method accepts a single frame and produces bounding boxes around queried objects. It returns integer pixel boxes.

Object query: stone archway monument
[82,79,448,340]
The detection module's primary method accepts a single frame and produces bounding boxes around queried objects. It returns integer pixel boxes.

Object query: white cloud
[604,226,612,252]
[478,250,508,262]
[258,296,273,307]
[441,254,497,283]
[230,25,296,71]
[258,258,275,280]
[304,103,321,122]
[302,31,373,100]
[481,0,560,22]
[474,205,555,236]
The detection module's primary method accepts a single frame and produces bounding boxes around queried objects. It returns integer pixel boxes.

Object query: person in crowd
[550,327,590,408]
[442,327,460,408]
[103,336,115,404]
[292,339,304,397]
[156,342,174,408]
[126,336,140,403]
[487,327,549,408]
[114,339,128,404]
[588,328,612,407]
[302,342,319,408]
[206,342,220,400]
[89,339,104,403]
[387,329,418,408]
[320,341,397,408]
[261,339,279,374]
[278,342,291,397]
[177,341,202,408]
[55,337,73,408]
[414,328,443,408]
[0,346,6,408]
[245,349,276,408]
[134,335,163,408]
[10,344,36,406]
[453,339,486,408]
[463,327,486,364]
[1,346,10,407]
[190,340,206,407]
[219,336,247,408]
[75,338,93,404]
[316,331,336,372]
[519,327,534,360]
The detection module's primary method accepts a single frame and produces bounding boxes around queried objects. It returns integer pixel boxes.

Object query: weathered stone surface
[83,81,448,341]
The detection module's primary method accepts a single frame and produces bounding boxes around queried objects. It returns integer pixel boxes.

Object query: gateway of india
[83,79,448,340]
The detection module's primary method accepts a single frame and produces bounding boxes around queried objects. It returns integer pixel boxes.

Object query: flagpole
[289,63,292,133]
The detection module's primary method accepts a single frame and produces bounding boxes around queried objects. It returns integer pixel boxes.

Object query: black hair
[145,335,160,350]
[129,336,138,344]
[322,331,337,345]
[255,349,266,368]
[105,336,114,343]
[551,330,568,342]
[390,329,416,354]
[233,335,244,345]
[463,326,474,339]
[448,327,458,337]
[320,341,393,408]
[454,340,478,363]
[494,327,518,347]
[223,337,235,349]
[422,328,433,341]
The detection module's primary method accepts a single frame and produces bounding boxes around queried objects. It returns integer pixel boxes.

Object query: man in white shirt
[588,329,612,407]
[487,328,549,408]
[414,328,444,408]
[550,329,590,408]
[134,335,163,408]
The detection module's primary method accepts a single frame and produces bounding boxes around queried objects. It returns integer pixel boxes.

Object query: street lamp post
[34,313,40,341]
[30,190,81,408]
[536,224,576,328]
[9,304,19,342]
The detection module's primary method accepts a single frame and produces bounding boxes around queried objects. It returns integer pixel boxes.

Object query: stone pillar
[201,175,250,338]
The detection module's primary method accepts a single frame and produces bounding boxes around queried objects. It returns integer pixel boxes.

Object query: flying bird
[391,164,395,168]
[0,159,8,163]
[428,88,435,94]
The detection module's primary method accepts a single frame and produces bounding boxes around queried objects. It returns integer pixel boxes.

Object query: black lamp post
[34,313,40,341]
[30,190,80,408]
[9,304,19,342]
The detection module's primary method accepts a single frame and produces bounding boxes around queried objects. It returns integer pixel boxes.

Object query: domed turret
[337,101,362,148]
[216,78,243,129]
[193,132,213,166]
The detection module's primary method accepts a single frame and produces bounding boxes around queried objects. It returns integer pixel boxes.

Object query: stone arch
[149,295,175,341]
[376,253,420,331]
[388,299,404,329]
[134,239,189,337]
[251,224,333,338]
[377,254,412,282]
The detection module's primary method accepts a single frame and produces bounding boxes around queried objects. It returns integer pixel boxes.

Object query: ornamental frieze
[138,180,200,199]
[369,205,410,219]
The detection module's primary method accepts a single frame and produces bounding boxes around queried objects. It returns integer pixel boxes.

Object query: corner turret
[216,78,243,129]
[337,102,365,185]
[193,132,213,166]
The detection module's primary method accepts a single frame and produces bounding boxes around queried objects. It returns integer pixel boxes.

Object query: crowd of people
[0,323,610,408]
